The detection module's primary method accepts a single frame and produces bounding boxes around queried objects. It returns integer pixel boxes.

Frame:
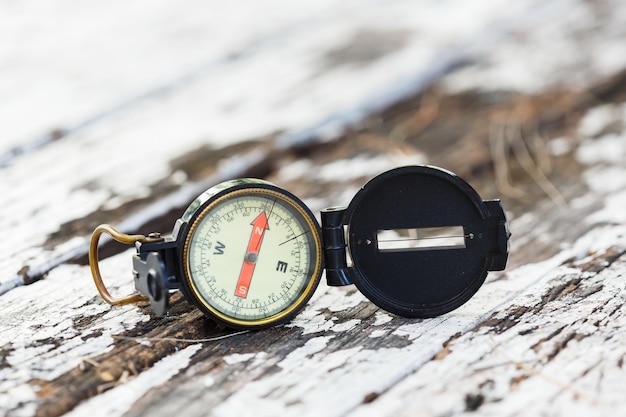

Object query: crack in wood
[362,391,380,404]
[464,392,486,412]
[509,374,530,391]
[0,344,13,371]
[433,331,463,361]
[541,277,584,305]
[539,249,626,307]
[567,247,626,274]
[477,306,532,335]
[71,303,108,333]
[530,325,566,352]
[461,379,501,412]
[544,332,589,363]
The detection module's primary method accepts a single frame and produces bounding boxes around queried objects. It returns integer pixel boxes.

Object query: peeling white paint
[583,166,626,194]
[202,375,216,388]
[233,158,625,416]
[368,330,387,338]
[223,353,256,365]
[64,344,201,417]
[287,311,337,335]
[3,142,625,417]
[577,133,626,166]
[574,112,626,227]
[372,312,393,326]
[287,286,370,335]
[349,250,626,417]
[208,228,624,417]
[577,104,622,138]
[547,137,574,156]
[331,319,361,332]
[278,336,333,371]
[590,190,626,224]
[0,255,149,412]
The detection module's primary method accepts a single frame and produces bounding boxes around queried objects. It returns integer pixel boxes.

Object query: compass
[90,166,510,329]
[177,180,323,328]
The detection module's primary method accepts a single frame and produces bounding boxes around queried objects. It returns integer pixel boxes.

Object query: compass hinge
[484,200,511,271]
[132,240,179,316]
[321,207,353,286]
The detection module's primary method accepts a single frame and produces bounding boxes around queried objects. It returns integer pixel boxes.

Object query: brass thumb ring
[89,224,161,306]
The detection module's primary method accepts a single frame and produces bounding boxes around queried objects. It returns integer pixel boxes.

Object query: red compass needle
[235,211,270,298]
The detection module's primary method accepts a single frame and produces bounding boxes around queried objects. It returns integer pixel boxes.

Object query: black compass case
[321,165,510,318]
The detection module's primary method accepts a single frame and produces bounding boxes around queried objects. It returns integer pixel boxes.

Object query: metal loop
[89,224,162,306]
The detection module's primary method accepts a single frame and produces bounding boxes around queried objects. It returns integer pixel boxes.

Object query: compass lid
[321,165,509,318]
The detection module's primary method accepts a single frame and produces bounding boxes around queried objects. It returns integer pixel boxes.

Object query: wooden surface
[2,1,626,416]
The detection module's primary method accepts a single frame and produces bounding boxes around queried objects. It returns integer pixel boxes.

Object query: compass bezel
[177,180,324,330]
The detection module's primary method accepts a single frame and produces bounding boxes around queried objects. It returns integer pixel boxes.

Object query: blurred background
[1,0,626,286]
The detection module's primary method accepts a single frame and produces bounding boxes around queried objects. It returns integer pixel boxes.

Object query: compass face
[181,185,323,329]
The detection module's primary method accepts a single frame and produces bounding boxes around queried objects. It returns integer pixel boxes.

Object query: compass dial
[181,185,323,329]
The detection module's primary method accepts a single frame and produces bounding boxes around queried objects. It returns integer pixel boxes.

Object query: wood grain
[2,1,626,416]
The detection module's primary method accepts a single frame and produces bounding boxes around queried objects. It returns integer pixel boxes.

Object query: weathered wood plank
[2,0,626,416]
[3,118,625,416]
[349,248,626,416]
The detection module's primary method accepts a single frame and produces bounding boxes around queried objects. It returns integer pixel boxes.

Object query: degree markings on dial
[266,198,277,220]
[188,193,316,321]
[279,230,311,246]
